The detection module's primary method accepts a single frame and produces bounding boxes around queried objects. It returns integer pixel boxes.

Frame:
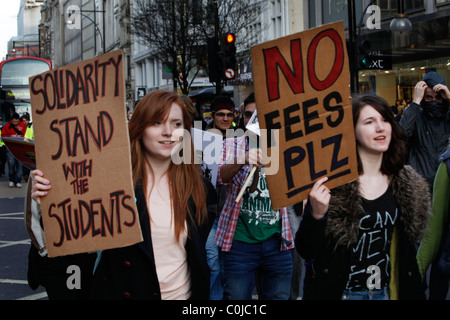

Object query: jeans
[205,218,223,300]
[341,286,389,300]
[222,236,292,300]
[7,150,22,184]
[0,146,7,175]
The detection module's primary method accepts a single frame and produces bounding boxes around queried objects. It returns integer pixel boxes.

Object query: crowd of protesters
[14,69,449,300]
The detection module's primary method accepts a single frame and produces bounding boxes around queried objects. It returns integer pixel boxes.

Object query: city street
[0,171,47,300]
[1,0,450,304]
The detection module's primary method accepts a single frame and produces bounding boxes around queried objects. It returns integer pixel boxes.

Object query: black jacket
[89,178,217,300]
[400,102,450,188]
[295,165,430,300]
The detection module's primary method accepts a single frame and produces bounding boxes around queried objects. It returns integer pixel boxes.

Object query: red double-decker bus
[0,56,52,124]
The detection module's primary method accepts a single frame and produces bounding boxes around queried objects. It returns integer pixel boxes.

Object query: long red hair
[128,89,207,240]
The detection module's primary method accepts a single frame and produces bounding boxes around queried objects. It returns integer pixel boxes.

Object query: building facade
[132,0,309,108]
[232,0,450,107]
[39,0,135,107]
[7,0,450,110]
[308,0,450,106]
[232,0,308,104]
[6,0,44,59]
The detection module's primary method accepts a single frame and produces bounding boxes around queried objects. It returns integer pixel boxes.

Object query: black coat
[89,178,217,300]
[295,166,430,300]
[400,102,450,187]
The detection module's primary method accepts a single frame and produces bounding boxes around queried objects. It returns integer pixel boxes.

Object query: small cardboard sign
[251,22,358,210]
[191,127,222,188]
[245,110,260,136]
[29,50,142,257]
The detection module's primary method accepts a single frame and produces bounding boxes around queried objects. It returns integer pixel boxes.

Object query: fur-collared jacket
[295,165,430,300]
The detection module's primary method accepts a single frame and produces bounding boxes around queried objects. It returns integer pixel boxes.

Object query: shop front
[358,10,450,106]
[359,56,450,106]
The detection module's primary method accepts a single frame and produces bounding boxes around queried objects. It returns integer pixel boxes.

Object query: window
[271,0,283,39]
[246,6,262,46]
[375,0,397,18]
[375,0,423,17]
[322,0,348,25]
[1,59,50,86]
[404,0,424,12]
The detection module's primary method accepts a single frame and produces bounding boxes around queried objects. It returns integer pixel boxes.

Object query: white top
[149,190,190,300]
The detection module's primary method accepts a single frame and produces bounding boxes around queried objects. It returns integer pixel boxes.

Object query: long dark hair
[352,94,407,176]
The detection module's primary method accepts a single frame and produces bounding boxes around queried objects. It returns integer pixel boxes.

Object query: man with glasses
[206,96,236,137]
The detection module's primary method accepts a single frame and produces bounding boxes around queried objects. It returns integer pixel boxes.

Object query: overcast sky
[0,0,20,60]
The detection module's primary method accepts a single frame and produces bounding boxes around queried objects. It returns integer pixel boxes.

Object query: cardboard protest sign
[1,137,36,170]
[251,21,358,210]
[29,50,142,257]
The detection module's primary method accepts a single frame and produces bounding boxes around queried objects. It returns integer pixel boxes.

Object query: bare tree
[132,0,263,94]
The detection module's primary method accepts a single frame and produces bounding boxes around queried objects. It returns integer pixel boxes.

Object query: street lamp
[390,14,412,33]
[389,0,412,56]
[390,0,412,33]
[66,8,105,55]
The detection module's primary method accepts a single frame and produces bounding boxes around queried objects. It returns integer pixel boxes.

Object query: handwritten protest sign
[251,21,358,210]
[29,50,142,257]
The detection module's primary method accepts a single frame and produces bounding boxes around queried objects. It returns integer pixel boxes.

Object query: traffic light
[207,37,222,83]
[356,39,392,70]
[357,39,370,69]
[222,33,236,80]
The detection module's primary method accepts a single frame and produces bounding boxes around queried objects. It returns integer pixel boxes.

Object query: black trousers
[27,245,97,300]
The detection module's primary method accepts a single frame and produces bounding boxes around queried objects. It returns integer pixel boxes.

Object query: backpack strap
[9,123,23,136]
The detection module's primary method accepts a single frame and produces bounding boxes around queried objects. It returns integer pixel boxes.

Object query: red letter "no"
[308,29,344,91]
[263,39,304,102]
[262,28,344,102]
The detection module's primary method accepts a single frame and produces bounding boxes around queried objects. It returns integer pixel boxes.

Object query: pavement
[0,169,48,300]
[0,172,28,199]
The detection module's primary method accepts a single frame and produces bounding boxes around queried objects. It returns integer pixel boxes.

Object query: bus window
[1,59,51,86]
[0,57,51,123]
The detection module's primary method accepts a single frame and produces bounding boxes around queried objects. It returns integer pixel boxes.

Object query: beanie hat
[244,92,255,107]
[423,71,446,88]
[210,96,235,113]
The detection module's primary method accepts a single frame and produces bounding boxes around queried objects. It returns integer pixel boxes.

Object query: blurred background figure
[1,112,26,187]
[400,71,450,192]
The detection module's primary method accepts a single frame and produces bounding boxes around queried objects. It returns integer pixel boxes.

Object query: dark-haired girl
[296,94,430,300]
